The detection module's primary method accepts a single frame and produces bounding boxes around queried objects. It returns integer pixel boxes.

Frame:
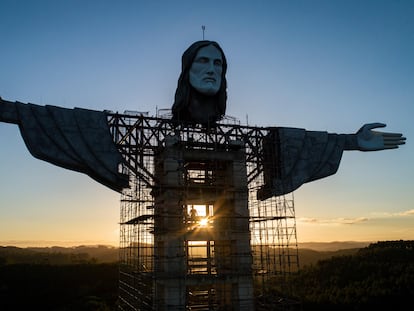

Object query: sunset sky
[0,0,413,247]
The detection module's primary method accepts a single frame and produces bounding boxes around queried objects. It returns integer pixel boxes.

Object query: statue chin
[192,86,219,96]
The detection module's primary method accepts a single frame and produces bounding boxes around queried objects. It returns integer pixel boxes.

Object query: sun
[198,217,209,227]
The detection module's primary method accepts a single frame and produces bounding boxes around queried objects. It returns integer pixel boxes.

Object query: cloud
[300,209,414,226]
[298,217,368,225]
[398,209,414,216]
[371,209,414,218]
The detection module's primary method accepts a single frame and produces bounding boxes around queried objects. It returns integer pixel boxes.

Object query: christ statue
[0,40,406,198]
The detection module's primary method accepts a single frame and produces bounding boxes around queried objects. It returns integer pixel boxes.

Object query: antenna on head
[202,25,206,40]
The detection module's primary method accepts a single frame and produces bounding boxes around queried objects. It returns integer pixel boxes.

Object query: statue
[0,40,406,198]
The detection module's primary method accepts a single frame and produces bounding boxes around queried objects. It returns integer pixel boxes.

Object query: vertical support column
[230,149,254,310]
[154,138,186,311]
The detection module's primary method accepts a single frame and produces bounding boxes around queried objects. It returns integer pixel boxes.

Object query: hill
[298,241,371,251]
[0,241,373,266]
[286,240,414,310]
[1,241,412,310]
[0,241,382,267]
[0,245,119,265]
[298,247,360,267]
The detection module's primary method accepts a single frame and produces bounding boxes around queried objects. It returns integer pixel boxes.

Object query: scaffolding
[108,113,300,310]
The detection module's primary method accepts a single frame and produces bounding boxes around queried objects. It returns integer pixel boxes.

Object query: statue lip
[203,77,216,82]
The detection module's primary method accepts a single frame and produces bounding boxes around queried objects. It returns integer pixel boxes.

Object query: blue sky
[0,0,413,246]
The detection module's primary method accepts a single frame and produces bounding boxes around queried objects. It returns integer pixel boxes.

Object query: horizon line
[0,239,389,248]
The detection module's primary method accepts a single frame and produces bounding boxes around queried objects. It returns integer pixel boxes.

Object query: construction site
[107,112,300,311]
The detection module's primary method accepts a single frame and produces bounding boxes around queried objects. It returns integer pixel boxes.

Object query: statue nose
[206,61,216,74]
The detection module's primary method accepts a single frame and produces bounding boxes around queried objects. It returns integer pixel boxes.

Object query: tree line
[269,240,414,310]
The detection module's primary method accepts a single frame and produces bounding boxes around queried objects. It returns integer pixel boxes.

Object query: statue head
[172,40,227,125]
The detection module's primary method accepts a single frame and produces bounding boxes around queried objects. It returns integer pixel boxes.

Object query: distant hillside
[0,241,375,266]
[297,241,372,267]
[298,247,361,267]
[1,241,411,310]
[0,245,119,265]
[298,241,371,251]
[286,240,414,310]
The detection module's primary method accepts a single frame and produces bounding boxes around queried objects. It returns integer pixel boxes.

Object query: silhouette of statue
[0,40,406,198]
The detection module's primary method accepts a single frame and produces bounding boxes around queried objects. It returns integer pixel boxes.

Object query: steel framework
[107,113,300,310]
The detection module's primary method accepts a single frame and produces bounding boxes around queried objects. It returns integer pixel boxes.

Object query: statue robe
[1,101,129,192]
[1,100,356,197]
[257,128,356,200]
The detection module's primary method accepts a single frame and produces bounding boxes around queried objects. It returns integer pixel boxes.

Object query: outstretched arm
[0,97,129,192]
[258,124,406,199]
[356,123,406,151]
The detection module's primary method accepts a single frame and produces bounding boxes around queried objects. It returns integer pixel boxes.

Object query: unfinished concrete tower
[152,135,253,310]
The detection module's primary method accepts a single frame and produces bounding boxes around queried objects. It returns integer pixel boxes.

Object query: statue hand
[356,123,406,151]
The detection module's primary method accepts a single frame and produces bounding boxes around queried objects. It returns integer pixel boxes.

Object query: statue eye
[214,59,223,66]
[195,57,209,63]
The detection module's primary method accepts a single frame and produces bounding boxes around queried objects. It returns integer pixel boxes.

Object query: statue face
[189,45,223,96]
